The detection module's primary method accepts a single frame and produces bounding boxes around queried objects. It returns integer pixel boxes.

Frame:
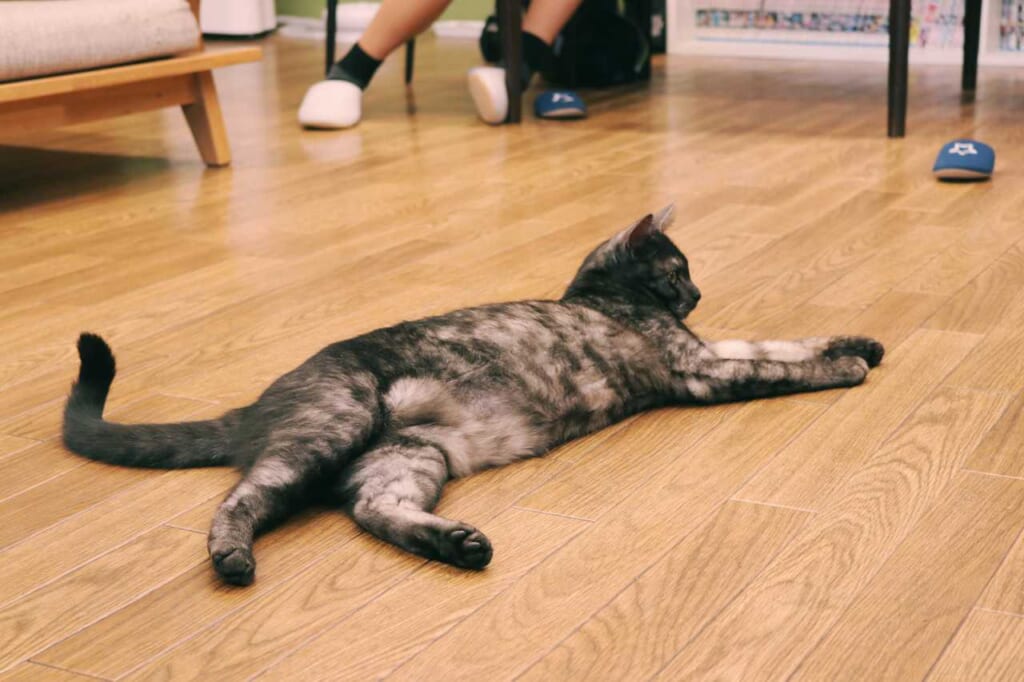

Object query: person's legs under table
[300,0,451,129]
[467,0,584,124]
[301,0,585,129]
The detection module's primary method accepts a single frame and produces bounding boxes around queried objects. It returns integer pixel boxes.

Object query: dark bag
[479,0,649,88]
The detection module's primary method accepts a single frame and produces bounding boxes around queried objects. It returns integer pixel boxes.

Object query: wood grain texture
[736,329,981,510]
[182,71,231,166]
[34,508,354,678]
[924,242,1024,334]
[790,474,1024,681]
[515,405,733,520]
[0,75,198,136]
[0,662,96,682]
[979,525,1024,615]
[2,33,1024,681]
[0,467,234,609]
[656,388,1010,680]
[894,188,1024,296]
[519,500,810,681]
[946,323,1024,393]
[0,435,36,459]
[965,390,1024,478]
[839,289,946,350]
[256,507,589,681]
[0,527,205,672]
[929,609,1024,681]
[0,47,260,103]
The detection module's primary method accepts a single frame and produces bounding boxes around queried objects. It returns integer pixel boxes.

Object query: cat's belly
[383,376,608,477]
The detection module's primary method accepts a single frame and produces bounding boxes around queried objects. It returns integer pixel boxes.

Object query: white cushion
[0,0,201,82]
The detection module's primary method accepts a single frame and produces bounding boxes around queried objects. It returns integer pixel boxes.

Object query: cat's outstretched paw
[211,546,256,586]
[830,355,870,386]
[824,336,885,368]
[441,525,493,570]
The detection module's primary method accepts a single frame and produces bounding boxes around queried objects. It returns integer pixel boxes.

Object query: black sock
[519,32,554,90]
[328,43,382,90]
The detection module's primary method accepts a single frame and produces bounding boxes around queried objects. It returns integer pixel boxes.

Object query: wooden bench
[0,0,261,167]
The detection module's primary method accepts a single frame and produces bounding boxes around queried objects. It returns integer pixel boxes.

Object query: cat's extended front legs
[677,355,871,404]
[704,336,884,368]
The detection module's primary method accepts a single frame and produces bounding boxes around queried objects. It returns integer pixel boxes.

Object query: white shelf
[678,39,968,63]
[667,0,1024,64]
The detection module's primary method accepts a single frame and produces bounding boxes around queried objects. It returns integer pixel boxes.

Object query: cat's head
[566,205,702,320]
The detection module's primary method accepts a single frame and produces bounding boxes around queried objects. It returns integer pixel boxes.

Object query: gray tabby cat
[63,206,883,586]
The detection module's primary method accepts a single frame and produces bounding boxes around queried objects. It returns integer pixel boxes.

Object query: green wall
[275,0,487,21]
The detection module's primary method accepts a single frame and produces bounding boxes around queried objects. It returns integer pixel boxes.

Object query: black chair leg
[325,0,338,76]
[405,39,416,84]
[887,0,911,137]
[497,0,523,123]
[635,0,653,81]
[962,0,981,92]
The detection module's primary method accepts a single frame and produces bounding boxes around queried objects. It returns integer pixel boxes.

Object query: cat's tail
[62,333,239,468]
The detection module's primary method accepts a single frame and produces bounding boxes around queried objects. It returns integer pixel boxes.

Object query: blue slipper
[933,139,995,181]
[534,90,587,120]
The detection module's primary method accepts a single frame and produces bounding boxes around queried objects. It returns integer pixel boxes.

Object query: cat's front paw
[439,524,493,570]
[830,355,870,386]
[823,336,885,368]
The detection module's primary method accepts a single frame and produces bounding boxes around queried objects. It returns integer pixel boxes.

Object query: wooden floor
[1,33,1023,681]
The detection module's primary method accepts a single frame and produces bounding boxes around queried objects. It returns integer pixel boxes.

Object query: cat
[62,205,884,586]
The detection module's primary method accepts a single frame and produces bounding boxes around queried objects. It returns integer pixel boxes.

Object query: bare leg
[358,0,452,59]
[704,336,884,367]
[339,436,493,569]
[300,0,452,128]
[678,356,870,404]
[523,0,584,44]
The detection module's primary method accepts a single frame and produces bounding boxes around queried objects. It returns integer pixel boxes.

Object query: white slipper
[467,66,508,125]
[298,80,362,129]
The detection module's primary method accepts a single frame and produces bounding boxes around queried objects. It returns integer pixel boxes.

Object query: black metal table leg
[887,0,911,137]
[325,0,337,76]
[404,39,415,84]
[962,0,981,92]
[497,0,522,123]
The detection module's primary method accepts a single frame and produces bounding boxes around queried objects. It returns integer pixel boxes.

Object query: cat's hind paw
[441,525,493,570]
[211,546,256,586]
[824,336,885,368]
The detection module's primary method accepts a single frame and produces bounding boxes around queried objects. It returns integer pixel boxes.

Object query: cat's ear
[610,214,659,252]
[652,203,676,232]
[626,214,660,249]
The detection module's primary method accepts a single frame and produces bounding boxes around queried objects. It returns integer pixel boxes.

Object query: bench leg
[182,70,231,167]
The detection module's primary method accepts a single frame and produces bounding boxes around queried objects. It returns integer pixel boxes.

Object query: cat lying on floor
[63,205,883,586]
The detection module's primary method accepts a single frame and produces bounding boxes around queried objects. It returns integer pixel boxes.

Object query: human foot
[467,66,509,125]
[298,80,362,129]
